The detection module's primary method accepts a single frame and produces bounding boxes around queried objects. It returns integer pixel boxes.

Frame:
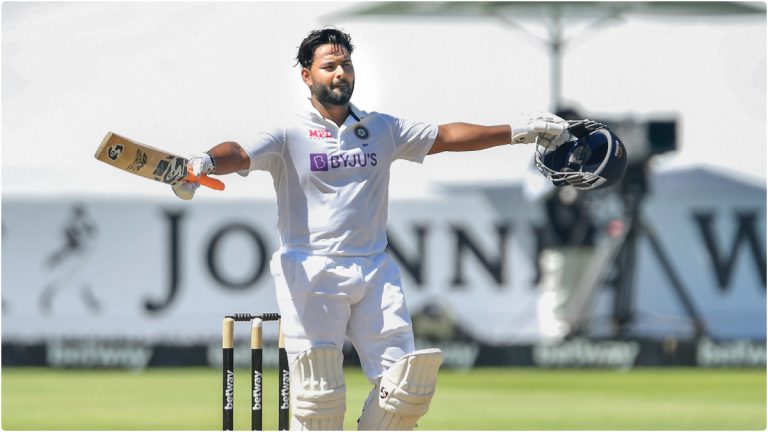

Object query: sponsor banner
[533,339,641,369]
[697,338,767,367]
[1,168,765,347]
[4,338,764,368]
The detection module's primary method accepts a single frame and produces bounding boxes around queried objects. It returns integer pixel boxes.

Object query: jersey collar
[305,98,366,125]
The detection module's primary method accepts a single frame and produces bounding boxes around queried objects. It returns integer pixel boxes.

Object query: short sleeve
[237,129,285,176]
[387,116,438,163]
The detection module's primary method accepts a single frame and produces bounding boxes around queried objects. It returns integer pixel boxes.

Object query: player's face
[304,44,355,106]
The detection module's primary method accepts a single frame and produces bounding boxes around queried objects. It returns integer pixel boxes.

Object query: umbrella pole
[549,6,563,112]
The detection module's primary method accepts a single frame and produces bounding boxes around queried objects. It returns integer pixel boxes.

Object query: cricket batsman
[173,28,571,430]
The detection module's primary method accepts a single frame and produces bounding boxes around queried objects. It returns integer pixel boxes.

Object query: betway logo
[697,339,766,367]
[252,371,262,410]
[533,339,640,368]
[46,340,152,369]
[309,129,332,139]
[280,369,290,409]
[310,152,377,171]
[224,370,234,410]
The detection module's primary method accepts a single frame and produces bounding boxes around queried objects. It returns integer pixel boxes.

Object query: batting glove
[567,119,608,139]
[187,152,216,177]
[171,152,214,200]
[511,112,569,145]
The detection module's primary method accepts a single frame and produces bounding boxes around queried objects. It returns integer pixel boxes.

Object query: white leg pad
[290,345,347,431]
[357,348,443,431]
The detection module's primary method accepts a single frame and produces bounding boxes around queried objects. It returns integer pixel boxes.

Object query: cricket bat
[94,132,225,191]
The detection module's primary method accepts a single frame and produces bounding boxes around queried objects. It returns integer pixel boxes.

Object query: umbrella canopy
[333,2,765,19]
[331,1,765,109]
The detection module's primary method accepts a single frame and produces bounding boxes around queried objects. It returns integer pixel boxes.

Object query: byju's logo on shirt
[308,129,333,139]
[310,154,329,171]
[310,152,378,172]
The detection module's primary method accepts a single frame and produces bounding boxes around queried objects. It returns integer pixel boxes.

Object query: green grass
[2,367,765,430]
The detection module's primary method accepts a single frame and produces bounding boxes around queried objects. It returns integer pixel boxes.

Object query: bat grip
[185,168,225,191]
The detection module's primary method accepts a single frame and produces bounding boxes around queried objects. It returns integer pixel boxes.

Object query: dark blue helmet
[535,127,628,190]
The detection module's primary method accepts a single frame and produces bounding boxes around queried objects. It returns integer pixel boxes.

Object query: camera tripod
[566,164,708,339]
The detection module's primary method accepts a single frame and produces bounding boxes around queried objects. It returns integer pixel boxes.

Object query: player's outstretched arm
[172,142,250,200]
[429,123,512,155]
[428,113,568,155]
[200,142,251,175]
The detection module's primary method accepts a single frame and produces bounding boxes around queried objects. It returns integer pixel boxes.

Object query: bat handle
[185,168,226,191]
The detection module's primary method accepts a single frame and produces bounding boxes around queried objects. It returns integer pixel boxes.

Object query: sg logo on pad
[310,153,329,171]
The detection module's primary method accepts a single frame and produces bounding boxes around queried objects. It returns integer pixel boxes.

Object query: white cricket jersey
[240,99,438,256]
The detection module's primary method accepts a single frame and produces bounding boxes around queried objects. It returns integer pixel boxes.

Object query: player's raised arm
[172,142,251,200]
[428,112,568,155]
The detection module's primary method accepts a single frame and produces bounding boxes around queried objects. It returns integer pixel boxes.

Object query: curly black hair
[296,28,354,69]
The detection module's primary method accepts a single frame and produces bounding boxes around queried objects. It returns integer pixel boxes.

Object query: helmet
[535,127,628,190]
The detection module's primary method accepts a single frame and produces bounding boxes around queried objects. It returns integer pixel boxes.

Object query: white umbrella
[330,1,765,110]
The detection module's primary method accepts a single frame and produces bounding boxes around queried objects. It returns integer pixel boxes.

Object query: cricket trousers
[270,249,415,382]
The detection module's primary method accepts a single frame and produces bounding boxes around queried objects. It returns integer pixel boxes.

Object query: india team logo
[310,153,329,171]
[354,125,370,140]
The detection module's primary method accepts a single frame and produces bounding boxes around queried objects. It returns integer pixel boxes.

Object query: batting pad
[290,345,347,430]
[357,348,443,430]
